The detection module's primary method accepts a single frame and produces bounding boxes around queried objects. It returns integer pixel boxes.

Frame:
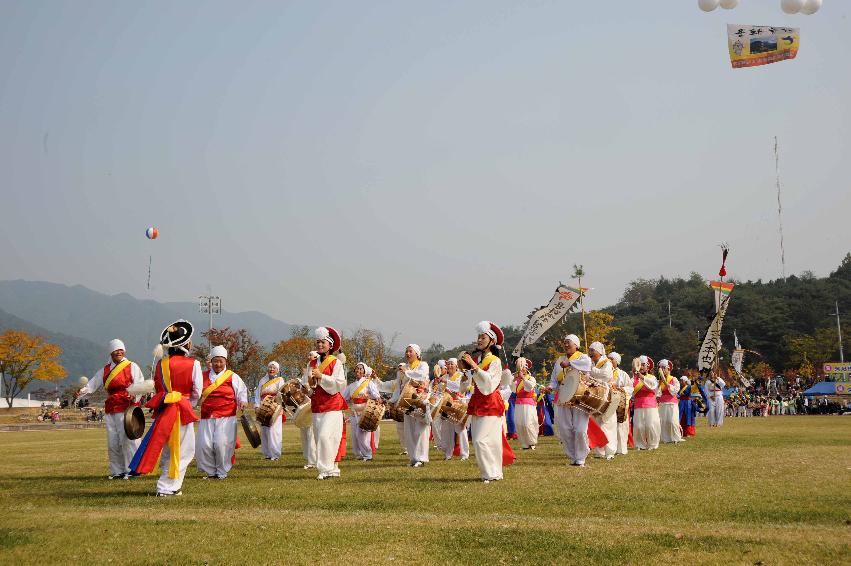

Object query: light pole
[198,295,221,351]
[828,301,844,363]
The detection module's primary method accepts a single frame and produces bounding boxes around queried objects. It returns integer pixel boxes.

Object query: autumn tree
[0,330,66,408]
[341,328,400,382]
[585,311,619,353]
[266,334,314,381]
[192,327,265,392]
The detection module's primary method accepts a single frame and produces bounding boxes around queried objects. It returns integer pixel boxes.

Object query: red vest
[102,362,135,414]
[310,357,348,413]
[200,370,237,419]
[467,354,504,417]
[145,355,199,424]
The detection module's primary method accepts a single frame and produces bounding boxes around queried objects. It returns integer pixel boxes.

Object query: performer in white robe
[398,344,430,467]
[299,351,319,469]
[79,339,144,479]
[632,356,660,450]
[196,345,248,479]
[512,358,539,450]
[464,321,506,483]
[255,361,285,460]
[706,375,726,427]
[607,352,633,455]
[304,327,347,480]
[378,374,405,455]
[431,360,446,452]
[342,362,381,461]
[549,334,594,466]
[588,342,616,460]
[656,359,682,444]
[438,358,469,460]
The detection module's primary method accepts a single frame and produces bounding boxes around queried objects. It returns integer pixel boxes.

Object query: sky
[1,1,849,349]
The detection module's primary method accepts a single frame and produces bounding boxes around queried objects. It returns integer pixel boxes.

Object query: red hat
[475,321,504,348]
[314,326,341,353]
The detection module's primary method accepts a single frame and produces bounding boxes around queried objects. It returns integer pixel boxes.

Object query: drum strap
[104,359,132,390]
[201,370,233,404]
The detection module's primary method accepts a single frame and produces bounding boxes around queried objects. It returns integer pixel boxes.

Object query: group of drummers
[78,318,724,497]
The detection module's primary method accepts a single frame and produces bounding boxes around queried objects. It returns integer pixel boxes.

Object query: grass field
[0,416,849,565]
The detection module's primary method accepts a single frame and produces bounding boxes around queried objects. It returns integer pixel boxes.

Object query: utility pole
[198,295,221,351]
[668,300,672,328]
[828,301,844,363]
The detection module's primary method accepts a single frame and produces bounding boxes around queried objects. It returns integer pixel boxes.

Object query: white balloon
[720,0,739,9]
[801,0,822,14]
[781,0,805,14]
[698,0,720,12]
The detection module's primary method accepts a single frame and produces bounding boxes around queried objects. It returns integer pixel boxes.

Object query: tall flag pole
[774,136,787,281]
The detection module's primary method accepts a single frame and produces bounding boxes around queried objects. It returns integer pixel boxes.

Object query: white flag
[512,284,582,357]
[698,294,732,373]
[731,330,744,376]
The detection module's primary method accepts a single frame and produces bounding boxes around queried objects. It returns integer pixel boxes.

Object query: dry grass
[0,416,849,565]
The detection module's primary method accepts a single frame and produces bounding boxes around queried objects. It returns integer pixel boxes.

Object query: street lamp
[199,295,221,351]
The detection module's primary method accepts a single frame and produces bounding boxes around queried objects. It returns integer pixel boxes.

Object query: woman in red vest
[462,321,506,483]
[196,345,247,479]
[79,338,144,479]
[305,326,347,480]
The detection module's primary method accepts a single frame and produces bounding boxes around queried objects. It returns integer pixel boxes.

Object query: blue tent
[802,382,836,396]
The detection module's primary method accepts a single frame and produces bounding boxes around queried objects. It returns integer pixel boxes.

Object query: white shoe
[412,461,424,468]
[303,465,315,470]
[483,480,491,484]
[460,457,469,461]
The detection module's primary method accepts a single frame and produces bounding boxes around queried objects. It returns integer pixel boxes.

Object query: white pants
[196,416,236,478]
[633,407,660,450]
[556,405,589,464]
[260,416,282,459]
[156,422,195,494]
[592,412,618,458]
[313,411,343,477]
[438,417,469,459]
[105,412,141,476]
[396,421,406,453]
[470,415,502,480]
[514,403,539,449]
[709,398,724,426]
[659,402,682,443]
[616,412,630,455]
[432,419,444,452]
[300,425,317,467]
[403,414,430,464]
[350,413,373,460]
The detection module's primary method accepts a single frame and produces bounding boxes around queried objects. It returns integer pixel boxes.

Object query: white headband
[407,344,421,358]
[589,341,605,355]
[108,339,125,353]
[210,345,228,359]
[565,334,581,347]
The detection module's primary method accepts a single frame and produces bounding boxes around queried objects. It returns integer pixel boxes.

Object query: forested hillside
[426,253,851,379]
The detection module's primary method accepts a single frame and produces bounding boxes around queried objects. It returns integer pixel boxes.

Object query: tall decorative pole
[573,264,588,350]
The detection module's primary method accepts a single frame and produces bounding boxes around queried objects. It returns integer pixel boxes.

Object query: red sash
[103,362,135,414]
[310,357,348,413]
[467,354,504,417]
[200,370,237,419]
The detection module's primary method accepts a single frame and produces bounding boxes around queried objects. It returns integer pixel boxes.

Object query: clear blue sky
[1,1,849,347]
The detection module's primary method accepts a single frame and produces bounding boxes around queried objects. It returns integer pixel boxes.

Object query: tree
[0,330,66,408]
[192,327,265,392]
[266,334,314,382]
[341,328,400,382]
[585,311,619,353]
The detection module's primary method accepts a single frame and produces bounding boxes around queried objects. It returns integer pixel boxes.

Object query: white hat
[210,345,228,359]
[680,375,690,384]
[658,359,671,370]
[268,361,280,371]
[108,339,126,353]
[569,354,593,373]
[476,321,496,342]
[447,357,458,365]
[639,355,648,364]
[355,362,373,376]
[589,341,605,355]
[565,334,581,347]
[407,344,422,358]
[438,359,446,368]
[607,352,622,365]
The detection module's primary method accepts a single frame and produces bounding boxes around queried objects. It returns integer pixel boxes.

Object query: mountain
[0,307,103,390]
[0,280,299,366]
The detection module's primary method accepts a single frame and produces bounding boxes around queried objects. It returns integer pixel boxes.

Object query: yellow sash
[408,360,421,370]
[595,357,608,368]
[557,351,583,383]
[352,378,371,399]
[160,355,183,479]
[262,376,283,395]
[317,354,337,374]
[448,371,461,382]
[478,353,498,370]
[201,369,234,404]
[104,359,131,390]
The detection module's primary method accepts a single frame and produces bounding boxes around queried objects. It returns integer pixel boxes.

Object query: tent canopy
[803,382,837,396]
